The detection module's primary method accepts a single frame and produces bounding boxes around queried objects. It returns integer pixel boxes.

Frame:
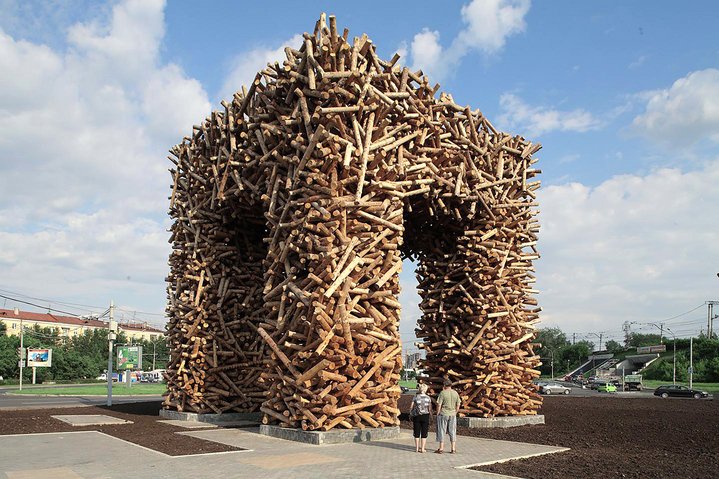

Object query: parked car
[539,383,571,395]
[597,382,617,393]
[140,370,165,383]
[96,373,119,382]
[653,385,709,399]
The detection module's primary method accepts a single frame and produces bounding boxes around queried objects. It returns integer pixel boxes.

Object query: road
[0,385,161,410]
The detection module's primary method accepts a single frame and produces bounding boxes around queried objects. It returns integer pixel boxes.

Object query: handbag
[409,401,419,418]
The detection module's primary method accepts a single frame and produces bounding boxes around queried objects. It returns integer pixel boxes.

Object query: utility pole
[706,301,719,339]
[623,321,631,347]
[152,341,156,371]
[107,301,117,407]
[572,333,576,345]
[14,308,23,391]
[659,323,664,344]
[665,327,677,385]
[589,332,604,351]
[707,301,718,339]
[689,336,694,389]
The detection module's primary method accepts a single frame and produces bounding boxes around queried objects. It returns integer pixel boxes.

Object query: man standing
[435,378,461,454]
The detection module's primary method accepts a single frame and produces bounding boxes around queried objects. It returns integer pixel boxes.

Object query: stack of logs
[164,13,543,428]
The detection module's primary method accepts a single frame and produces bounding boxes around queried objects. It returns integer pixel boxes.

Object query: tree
[535,327,569,352]
[0,321,6,335]
[534,328,572,376]
[0,334,20,379]
[605,340,624,354]
[627,333,662,348]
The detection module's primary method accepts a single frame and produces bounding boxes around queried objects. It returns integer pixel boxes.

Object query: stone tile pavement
[0,427,568,479]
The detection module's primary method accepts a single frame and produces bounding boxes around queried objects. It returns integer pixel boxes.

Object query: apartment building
[0,308,164,341]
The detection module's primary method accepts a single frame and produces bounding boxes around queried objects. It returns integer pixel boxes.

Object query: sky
[0,0,718,350]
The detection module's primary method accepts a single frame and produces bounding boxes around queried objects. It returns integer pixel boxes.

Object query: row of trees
[534,326,719,382]
[3,321,716,383]
[0,322,168,383]
[642,336,719,382]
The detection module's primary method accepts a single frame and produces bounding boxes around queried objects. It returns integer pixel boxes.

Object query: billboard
[117,346,142,370]
[27,348,52,367]
[636,345,666,354]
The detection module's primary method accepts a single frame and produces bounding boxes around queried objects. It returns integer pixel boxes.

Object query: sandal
[434,449,443,454]
[451,450,457,454]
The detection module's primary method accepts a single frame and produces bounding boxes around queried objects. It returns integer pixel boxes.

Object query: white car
[540,382,571,395]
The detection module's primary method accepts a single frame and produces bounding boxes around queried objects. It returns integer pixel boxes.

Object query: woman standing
[410,383,432,453]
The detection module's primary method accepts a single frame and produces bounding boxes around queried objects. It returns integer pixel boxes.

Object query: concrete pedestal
[259,425,401,445]
[457,415,545,428]
[159,408,262,424]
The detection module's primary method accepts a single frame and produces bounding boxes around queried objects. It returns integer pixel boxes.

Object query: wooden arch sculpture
[164,14,543,431]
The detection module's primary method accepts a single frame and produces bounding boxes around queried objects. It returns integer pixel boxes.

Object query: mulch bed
[399,395,718,478]
[0,401,243,456]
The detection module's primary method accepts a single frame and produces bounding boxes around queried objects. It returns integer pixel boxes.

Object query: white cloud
[0,0,211,321]
[537,160,719,335]
[457,0,530,54]
[632,68,719,146]
[498,93,601,136]
[410,29,444,76]
[219,34,303,101]
[408,0,531,81]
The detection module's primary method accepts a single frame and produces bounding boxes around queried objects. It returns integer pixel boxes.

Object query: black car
[653,385,709,399]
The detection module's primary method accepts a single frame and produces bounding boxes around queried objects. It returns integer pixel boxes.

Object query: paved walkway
[0,426,567,479]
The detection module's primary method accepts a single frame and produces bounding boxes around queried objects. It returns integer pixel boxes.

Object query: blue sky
[1,0,718,349]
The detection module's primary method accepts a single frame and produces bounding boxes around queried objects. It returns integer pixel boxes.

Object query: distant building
[0,308,164,342]
[404,352,422,369]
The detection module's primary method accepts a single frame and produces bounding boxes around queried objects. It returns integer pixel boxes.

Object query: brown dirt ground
[0,401,243,456]
[399,395,718,479]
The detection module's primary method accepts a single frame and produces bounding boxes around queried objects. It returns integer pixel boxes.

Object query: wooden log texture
[163,13,543,425]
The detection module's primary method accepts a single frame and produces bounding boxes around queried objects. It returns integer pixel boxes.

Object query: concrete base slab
[157,419,218,429]
[159,408,261,424]
[457,415,544,428]
[51,415,132,426]
[159,419,258,429]
[259,425,401,445]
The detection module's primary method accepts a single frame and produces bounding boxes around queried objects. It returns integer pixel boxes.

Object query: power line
[0,288,164,326]
[116,307,165,317]
[0,293,83,317]
[0,287,105,313]
[655,304,707,324]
